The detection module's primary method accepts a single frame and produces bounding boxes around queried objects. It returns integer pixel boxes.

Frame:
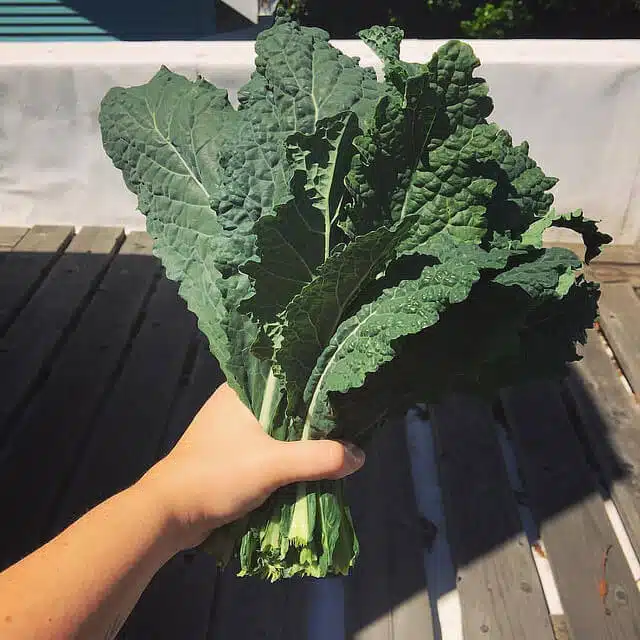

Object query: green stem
[288,482,312,546]
[258,367,278,431]
[300,415,312,441]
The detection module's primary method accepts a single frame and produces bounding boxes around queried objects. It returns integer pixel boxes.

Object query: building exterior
[0,0,271,40]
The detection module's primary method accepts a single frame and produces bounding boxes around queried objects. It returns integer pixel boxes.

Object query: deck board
[159,339,223,454]
[209,564,294,639]
[502,382,640,640]
[548,242,640,284]
[598,283,640,393]
[0,232,158,569]
[345,419,434,639]
[430,396,553,640]
[380,419,435,639]
[208,523,307,639]
[566,330,640,559]
[0,224,74,334]
[0,226,28,251]
[345,427,394,640]
[51,274,196,535]
[552,616,572,640]
[0,226,123,438]
[122,340,224,640]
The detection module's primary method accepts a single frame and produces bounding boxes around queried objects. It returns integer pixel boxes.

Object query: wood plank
[597,244,640,265]
[502,382,640,640]
[119,555,218,640]
[0,226,122,440]
[209,562,296,639]
[209,504,308,639]
[0,226,28,251]
[345,419,434,640]
[546,242,640,265]
[345,426,393,640]
[383,419,434,639]
[0,232,158,569]
[159,339,224,456]
[51,273,196,536]
[565,330,640,559]
[121,340,224,640]
[430,396,553,640]
[598,284,640,393]
[552,615,571,640]
[587,263,640,285]
[0,225,74,334]
[545,242,640,284]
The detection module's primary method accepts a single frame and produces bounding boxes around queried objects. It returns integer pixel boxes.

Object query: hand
[140,383,366,551]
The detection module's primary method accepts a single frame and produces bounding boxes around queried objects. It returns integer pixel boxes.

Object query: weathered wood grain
[430,396,554,640]
[546,242,640,284]
[345,419,434,640]
[587,263,640,285]
[546,242,640,265]
[382,419,435,640]
[0,226,28,251]
[598,284,640,393]
[566,330,640,559]
[502,382,640,640]
[551,615,571,640]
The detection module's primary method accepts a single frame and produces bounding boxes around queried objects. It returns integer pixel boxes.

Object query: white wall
[1,39,639,244]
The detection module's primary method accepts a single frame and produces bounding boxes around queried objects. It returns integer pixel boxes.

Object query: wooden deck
[0,225,639,639]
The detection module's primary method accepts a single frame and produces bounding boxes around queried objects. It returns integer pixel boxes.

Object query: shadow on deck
[0,226,639,639]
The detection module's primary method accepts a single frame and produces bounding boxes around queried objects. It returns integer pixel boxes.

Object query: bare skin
[0,383,365,639]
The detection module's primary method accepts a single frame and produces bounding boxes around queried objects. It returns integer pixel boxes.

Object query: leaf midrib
[148,104,211,201]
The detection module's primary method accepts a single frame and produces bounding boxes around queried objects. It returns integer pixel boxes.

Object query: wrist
[129,469,192,557]
[134,460,216,553]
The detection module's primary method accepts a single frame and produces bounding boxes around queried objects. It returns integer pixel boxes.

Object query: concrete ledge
[1,40,639,243]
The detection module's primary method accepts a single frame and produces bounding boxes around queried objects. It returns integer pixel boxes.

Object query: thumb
[274,439,366,486]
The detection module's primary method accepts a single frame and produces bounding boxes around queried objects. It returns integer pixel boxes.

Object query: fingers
[273,439,366,486]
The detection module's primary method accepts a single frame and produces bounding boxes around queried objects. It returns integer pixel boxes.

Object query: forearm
[0,383,363,639]
[0,476,182,639]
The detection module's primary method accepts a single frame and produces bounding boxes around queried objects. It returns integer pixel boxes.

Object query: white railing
[1,39,639,244]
